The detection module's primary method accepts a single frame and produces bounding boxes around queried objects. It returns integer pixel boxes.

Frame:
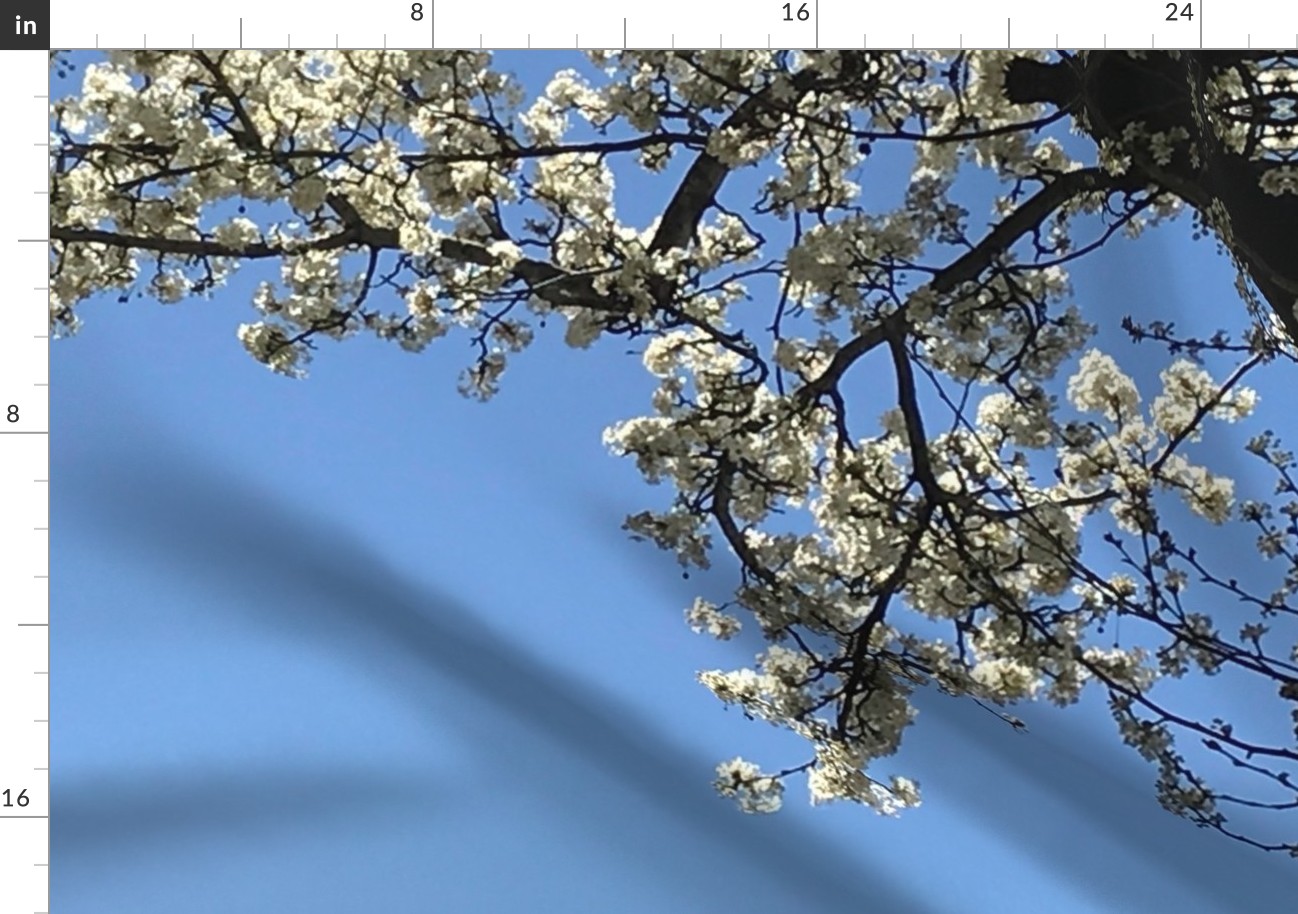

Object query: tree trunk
[1005,51,1298,345]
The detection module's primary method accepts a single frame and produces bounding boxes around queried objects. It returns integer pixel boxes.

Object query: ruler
[0,4,48,911]
[6,2,1296,912]
[40,0,1298,51]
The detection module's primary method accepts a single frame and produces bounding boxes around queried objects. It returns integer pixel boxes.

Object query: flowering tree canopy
[50,48,1298,855]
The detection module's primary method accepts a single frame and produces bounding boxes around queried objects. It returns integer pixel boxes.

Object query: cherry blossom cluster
[50,48,1298,853]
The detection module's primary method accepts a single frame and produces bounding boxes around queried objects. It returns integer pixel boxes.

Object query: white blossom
[1068,349,1141,421]
[713,757,784,813]
[685,598,742,640]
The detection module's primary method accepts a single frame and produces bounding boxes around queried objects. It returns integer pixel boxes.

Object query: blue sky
[52,50,1298,912]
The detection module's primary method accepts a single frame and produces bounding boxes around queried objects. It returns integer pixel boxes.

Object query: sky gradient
[52,49,1298,912]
